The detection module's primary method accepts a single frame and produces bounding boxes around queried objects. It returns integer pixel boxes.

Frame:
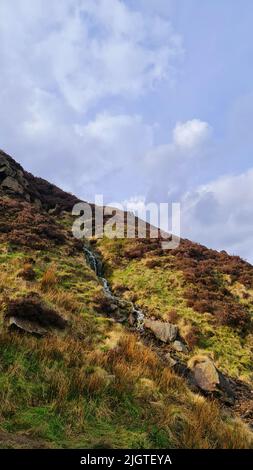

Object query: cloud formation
[173,119,211,150]
[0,0,182,196]
[182,169,253,262]
[0,0,182,112]
[1,0,253,262]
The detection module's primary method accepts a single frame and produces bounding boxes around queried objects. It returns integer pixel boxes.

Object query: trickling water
[84,246,102,276]
[132,308,145,331]
[100,277,114,298]
[83,245,145,331]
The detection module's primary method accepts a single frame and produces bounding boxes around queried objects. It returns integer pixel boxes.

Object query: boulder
[144,319,178,343]
[172,340,188,353]
[4,295,68,331]
[8,316,47,337]
[188,355,220,392]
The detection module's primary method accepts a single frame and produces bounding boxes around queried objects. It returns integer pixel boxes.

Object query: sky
[1,0,253,262]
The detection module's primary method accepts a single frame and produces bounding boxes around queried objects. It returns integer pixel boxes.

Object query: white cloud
[73,112,154,188]
[0,0,184,202]
[120,167,253,263]
[173,119,211,150]
[142,119,212,206]
[10,108,154,202]
[0,0,183,113]
[181,169,253,262]
[75,112,153,147]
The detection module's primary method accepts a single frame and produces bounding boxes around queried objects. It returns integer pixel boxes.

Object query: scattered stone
[144,319,178,343]
[188,355,219,392]
[172,340,188,353]
[164,353,177,367]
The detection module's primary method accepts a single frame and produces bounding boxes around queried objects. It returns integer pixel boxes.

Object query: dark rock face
[0,152,29,197]
[0,149,81,211]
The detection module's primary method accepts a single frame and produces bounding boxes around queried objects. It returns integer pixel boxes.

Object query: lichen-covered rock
[188,355,220,392]
[144,319,178,343]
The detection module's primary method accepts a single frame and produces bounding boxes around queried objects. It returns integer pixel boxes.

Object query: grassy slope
[0,210,252,449]
[97,238,253,383]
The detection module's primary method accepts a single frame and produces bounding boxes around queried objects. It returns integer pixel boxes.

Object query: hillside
[0,149,252,449]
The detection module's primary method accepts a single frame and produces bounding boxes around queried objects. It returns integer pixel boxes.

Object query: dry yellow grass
[40,265,57,291]
[45,289,81,315]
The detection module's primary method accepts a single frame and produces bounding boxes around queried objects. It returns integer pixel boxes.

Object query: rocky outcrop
[0,152,29,197]
[0,149,81,211]
[144,319,178,343]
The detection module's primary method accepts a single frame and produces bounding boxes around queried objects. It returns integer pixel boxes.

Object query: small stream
[84,246,145,330]
[84,249,242,410]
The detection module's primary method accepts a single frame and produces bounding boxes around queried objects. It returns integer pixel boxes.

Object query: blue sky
[1,0,253,261]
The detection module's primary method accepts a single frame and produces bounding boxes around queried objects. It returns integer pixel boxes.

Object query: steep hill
[0,150,252,449]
